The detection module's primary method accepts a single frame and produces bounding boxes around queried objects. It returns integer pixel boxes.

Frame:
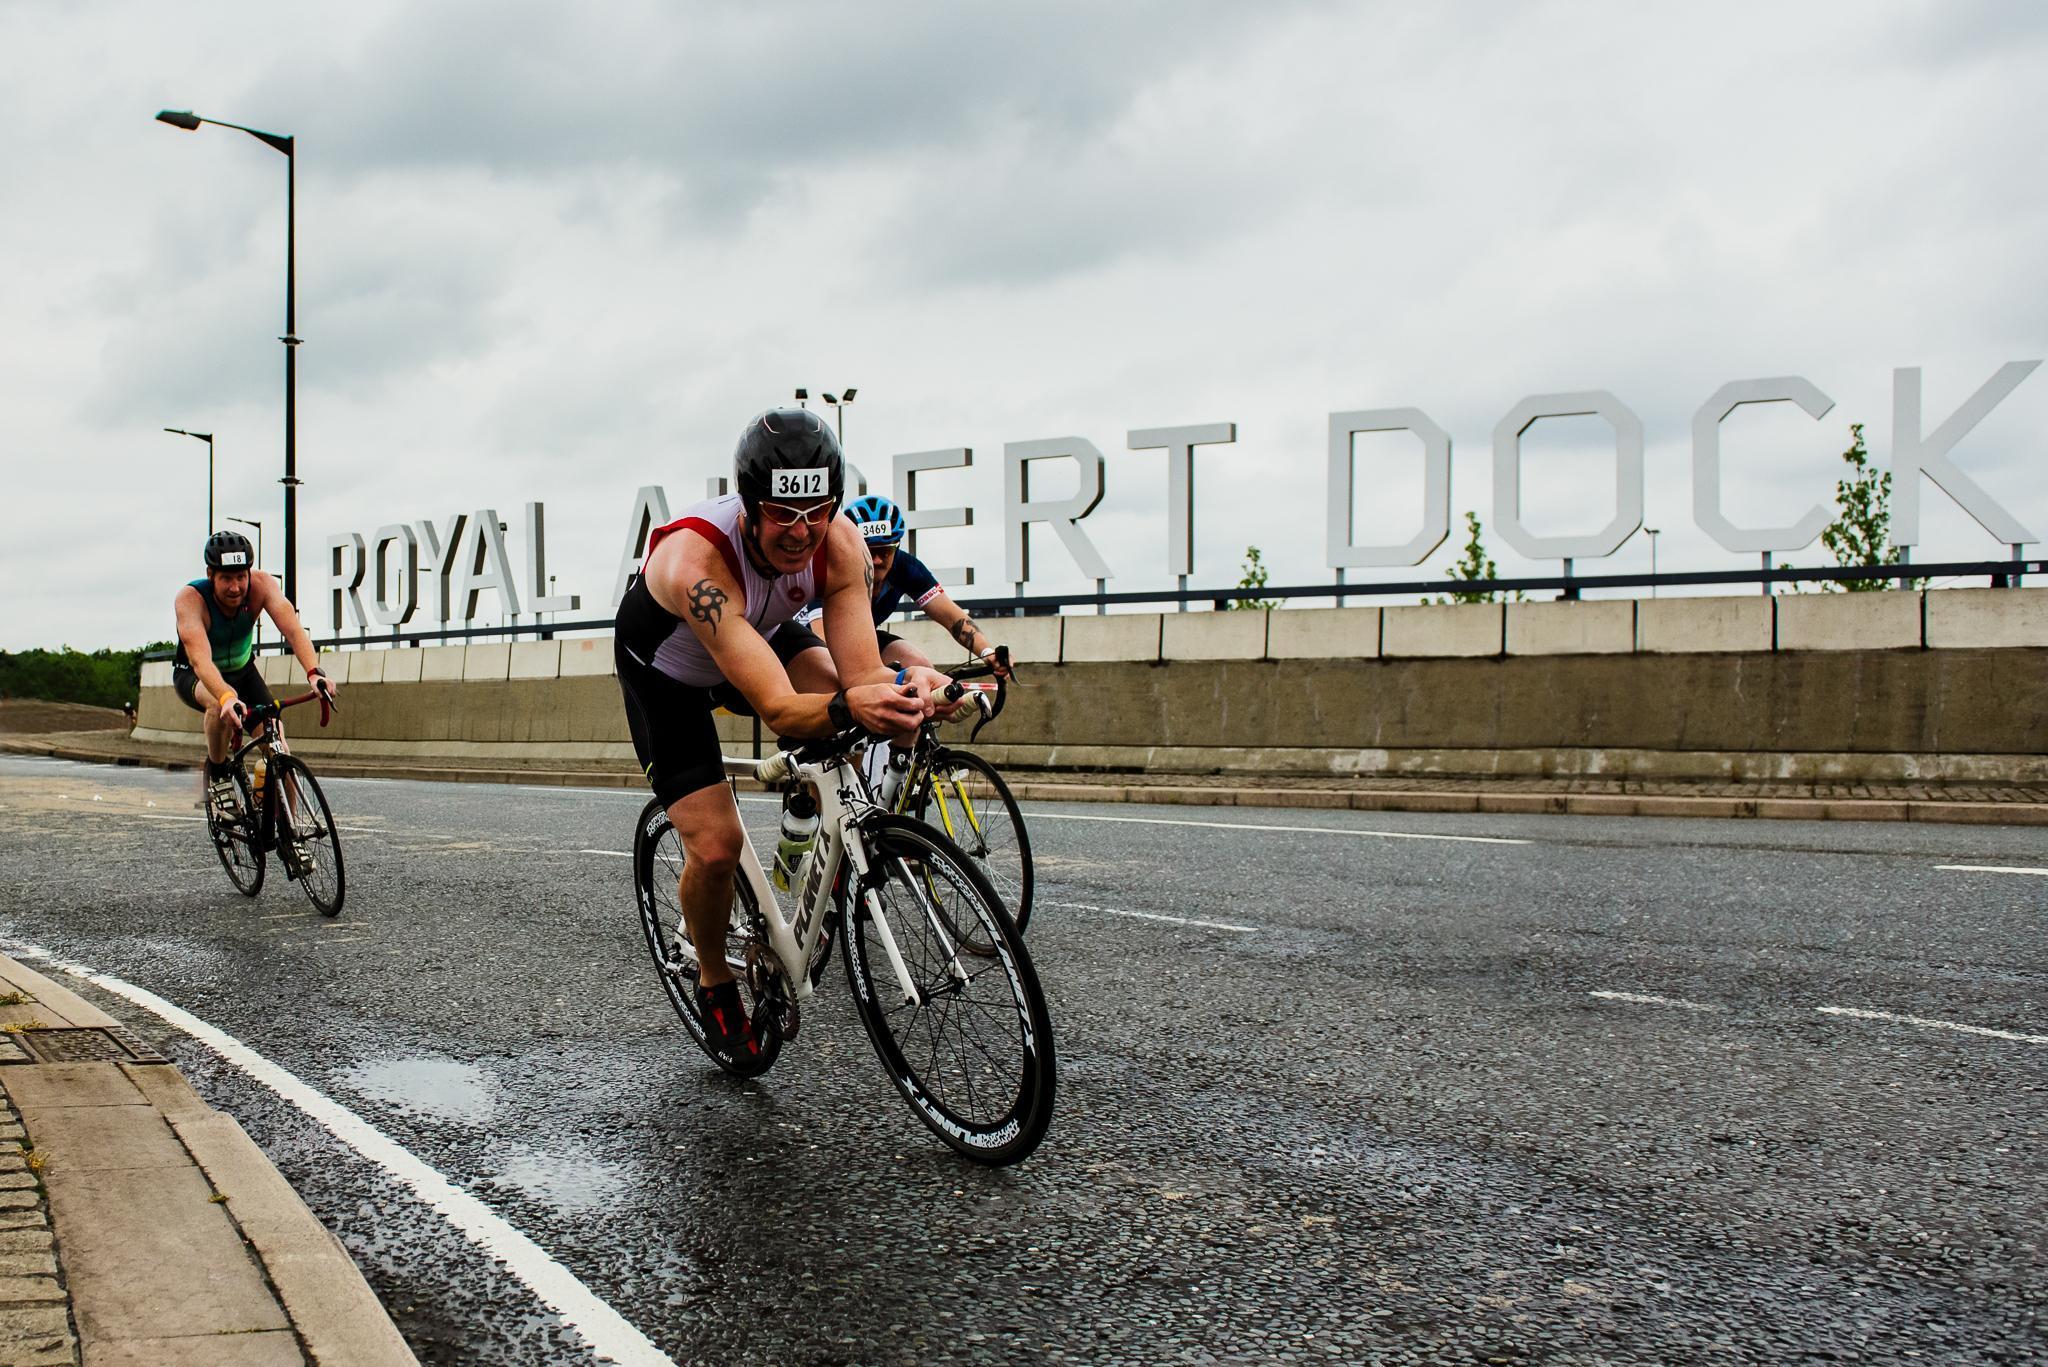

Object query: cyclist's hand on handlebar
[902,665,970,721]
[217,694,249,731]
[980,644,1013,680]
[845,681,925,740]
[309,667,339,707]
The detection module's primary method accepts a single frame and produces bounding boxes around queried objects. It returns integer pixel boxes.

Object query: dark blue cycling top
[870,550,942,624]
[802,549,945,626]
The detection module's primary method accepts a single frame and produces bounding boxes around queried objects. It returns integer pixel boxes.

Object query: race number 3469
[772,469,827,499]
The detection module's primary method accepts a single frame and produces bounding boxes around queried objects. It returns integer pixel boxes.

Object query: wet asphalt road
[1,754,2045,1365]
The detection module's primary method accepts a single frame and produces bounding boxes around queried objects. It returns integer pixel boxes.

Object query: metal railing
[957,557,2038,615]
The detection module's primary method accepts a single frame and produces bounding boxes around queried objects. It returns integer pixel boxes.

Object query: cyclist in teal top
[173,531,336,815]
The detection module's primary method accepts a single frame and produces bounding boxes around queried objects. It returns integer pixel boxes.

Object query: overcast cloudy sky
[3,0,2043,650]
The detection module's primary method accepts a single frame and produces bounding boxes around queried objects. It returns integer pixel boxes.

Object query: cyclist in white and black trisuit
[172,531,336,817]
[613,408,963,1055]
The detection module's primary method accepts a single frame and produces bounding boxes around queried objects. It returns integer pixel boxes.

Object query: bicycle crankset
[743,942,800,1039]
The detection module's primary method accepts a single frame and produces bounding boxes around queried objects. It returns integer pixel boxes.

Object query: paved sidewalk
[0,954,414,1366]
[7,727,2046,826]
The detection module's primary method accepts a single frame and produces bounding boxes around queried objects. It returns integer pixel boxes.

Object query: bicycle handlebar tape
[755,752,798,786]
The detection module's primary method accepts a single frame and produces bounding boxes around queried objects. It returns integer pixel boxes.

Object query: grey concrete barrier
[135,591,2048,782]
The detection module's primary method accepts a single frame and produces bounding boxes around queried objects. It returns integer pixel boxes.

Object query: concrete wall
[134,590,2048,781]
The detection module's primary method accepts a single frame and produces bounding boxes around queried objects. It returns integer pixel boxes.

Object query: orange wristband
[214,688,238,713]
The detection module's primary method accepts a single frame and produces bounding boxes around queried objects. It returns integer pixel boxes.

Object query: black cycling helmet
[733,407,844,515]
[203,530,255,572]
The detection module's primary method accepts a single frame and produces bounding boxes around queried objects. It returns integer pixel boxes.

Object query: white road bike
[632,724,1056,1165]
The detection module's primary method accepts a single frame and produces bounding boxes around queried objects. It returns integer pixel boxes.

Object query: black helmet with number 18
[733,408,844,516]
[203,530,255,571]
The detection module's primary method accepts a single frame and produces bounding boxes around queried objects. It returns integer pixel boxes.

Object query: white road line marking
[1043,900,1256,933]
[1935,864,2048,878]
[1589,990,1724,1013]
[1021,811,1529,845]
[578,849,634,858]
[99,811,382,835]
[1818,1005,2048,1046]
[0,939,676,1366]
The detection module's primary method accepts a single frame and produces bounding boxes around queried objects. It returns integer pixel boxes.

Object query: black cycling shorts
[172,660,274,714]
[616,622,825,808]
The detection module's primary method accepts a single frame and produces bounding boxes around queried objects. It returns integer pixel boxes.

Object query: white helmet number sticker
[220,551,249,567]
[771,469,827,499]
[858,520,894,541]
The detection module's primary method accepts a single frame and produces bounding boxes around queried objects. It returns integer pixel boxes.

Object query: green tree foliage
[1435,511,1521,604]
[0,644,170,710]
[1229,546,1278,610]
[1800,423,1923,591]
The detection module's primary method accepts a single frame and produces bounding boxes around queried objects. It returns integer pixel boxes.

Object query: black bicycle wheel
[269,754,346,916]
[632,797,784,1078]
[841,815,1055,1165]
[909,748,1034,933]
[206,764,264,897]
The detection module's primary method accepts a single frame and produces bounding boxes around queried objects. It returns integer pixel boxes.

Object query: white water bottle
[771,791,820,893]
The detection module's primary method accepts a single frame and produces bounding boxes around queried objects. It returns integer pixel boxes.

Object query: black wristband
[827,690,853,732]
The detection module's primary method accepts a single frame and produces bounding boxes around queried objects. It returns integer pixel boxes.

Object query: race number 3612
[772,469,827,499]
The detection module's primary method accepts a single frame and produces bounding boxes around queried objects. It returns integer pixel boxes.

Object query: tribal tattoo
[862,555,876,597]
[686,578,727,634]
[950,615,979,650]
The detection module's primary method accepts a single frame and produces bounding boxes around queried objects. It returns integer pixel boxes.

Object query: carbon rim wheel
[270,755,345,916]
[207,765,264,897]
[909,748,1034,933]
[842,816,1055,1165]
[632,798,784,1078]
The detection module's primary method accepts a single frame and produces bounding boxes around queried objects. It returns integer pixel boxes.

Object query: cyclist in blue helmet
[826,494,1011,679]
[802,494,1010,802]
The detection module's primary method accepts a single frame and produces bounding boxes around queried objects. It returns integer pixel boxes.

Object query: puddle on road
[485,1146,628,1215]
[340,1055,497,1125]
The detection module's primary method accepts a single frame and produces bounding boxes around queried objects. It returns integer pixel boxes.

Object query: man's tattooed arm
[686,578,727,635]
[949,615,980,651]
[862,555,875,597]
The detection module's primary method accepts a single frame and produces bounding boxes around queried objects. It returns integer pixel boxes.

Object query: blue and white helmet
[847,494,905,548]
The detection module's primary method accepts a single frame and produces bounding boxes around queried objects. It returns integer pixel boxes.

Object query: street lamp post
[163,427,215,541]
[226,517,266,648]
[225,516,265,573]
[156,109,301,605]
[1644,526,1661,597]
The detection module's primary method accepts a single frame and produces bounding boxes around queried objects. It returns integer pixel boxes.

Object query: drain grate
[15,1027,168,1065]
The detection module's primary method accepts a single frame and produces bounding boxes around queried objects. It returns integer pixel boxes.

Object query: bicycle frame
[711,747,948,1010]
[225,690,330,853]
